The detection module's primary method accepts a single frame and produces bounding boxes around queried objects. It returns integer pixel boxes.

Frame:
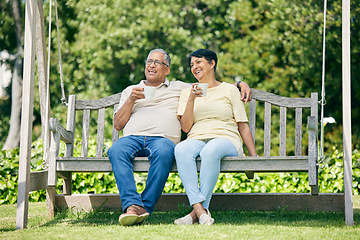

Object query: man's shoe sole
[119,212,150,226]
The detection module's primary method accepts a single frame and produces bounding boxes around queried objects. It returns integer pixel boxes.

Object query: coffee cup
[193,83,208,97]
[143,86,156,100]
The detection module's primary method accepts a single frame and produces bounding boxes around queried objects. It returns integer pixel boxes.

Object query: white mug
[193,83,208,97]
[143,86,156,100]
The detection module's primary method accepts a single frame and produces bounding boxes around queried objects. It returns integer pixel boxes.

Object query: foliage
[1,139,359,205]
[0,141,46,204]
[0,0,359,150]
[0,0,359,203]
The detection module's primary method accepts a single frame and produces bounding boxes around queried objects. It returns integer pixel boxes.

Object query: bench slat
[65,95,76,157]
[295,108,302,156]
[280,107,286,156]
[249,99,256,142]
[252,89,313,108]
[81,109,90,157]
[264,102,271,156]
[75,93,122,110]
[96,108,106,157]
[56,156,309,172]
[112,104,119,144]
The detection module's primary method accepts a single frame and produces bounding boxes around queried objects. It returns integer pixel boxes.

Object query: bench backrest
[64,89,318,158]
[249,89,318,157]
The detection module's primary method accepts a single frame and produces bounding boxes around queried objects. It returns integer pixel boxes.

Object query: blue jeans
[107,135,175,214]
[174,138,238,209]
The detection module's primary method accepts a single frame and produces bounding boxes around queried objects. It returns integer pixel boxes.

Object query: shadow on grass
[37,204,360,228]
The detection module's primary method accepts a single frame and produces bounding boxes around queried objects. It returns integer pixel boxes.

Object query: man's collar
[140,79,170,88]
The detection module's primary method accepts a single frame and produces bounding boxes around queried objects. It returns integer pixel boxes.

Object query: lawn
[1,196,359,240]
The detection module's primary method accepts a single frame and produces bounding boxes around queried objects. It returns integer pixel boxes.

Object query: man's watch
[236,80,243,89]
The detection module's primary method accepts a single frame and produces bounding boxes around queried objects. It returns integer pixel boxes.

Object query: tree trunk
[2,0,23,150]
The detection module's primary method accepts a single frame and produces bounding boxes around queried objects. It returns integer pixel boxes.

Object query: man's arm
[113,87,144,131]
[236,81,252,104]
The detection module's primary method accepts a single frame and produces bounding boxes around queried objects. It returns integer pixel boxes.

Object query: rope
[42,0,54,170]
[54,0,67,107]
[319,0,328,169]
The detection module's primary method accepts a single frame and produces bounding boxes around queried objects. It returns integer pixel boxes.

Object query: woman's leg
[199,138,238,209]
[175,139,206,205]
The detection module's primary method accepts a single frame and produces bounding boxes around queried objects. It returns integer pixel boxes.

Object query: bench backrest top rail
[72,89,316,110]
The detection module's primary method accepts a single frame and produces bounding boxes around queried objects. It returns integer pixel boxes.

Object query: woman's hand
[190,83,204,100]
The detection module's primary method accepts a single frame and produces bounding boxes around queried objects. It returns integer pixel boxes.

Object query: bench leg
[310,166,319,195]
[59,172,72,195]
[46,187,56,218]
[244,171,254,179]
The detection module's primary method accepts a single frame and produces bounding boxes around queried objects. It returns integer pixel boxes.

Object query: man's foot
[119,205,149,226]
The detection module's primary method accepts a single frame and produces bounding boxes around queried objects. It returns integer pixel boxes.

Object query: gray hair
[147,48,171,67]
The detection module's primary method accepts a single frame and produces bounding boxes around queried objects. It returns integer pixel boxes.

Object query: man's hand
[129,87,145,102]
[239,82,252,103]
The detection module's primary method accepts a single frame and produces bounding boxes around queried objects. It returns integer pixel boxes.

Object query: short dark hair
[188,49,218,72]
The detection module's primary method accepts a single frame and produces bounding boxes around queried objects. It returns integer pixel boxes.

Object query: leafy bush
[0,141,46,204]
[1,140,359,205]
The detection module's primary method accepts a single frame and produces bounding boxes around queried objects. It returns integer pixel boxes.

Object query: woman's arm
[238,122,257,156]
[179,84,202,133]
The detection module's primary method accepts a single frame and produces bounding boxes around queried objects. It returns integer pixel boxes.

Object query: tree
[0,0,23,150]
[0,0,358,150]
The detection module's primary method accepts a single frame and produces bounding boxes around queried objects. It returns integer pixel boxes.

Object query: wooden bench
[42,88,344,216]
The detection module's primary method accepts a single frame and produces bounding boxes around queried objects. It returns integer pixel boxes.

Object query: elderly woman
[174,49,257,225]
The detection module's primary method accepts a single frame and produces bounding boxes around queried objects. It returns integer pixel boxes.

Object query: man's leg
[107,135,145,212]
[141,137,176,214]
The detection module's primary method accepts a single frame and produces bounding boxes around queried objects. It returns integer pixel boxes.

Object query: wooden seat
[42,88,336,216]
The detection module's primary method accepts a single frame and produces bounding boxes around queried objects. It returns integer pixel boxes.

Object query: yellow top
[177,82,248,152]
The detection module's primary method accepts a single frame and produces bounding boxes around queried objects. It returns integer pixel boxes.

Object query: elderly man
[107,48,252,226]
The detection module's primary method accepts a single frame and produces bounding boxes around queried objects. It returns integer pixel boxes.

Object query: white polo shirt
[115,79,190,144]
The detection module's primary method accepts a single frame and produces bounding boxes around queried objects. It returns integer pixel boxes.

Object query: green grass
[1,197,360,240]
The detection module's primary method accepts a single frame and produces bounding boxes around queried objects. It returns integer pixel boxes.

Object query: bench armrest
[49,118,74,144]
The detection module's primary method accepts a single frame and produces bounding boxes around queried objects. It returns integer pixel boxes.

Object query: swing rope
[319,0,328,168]
[54,0,67,107]
[42,0,53,170]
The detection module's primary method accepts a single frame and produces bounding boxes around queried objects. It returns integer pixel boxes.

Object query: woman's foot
[199,213,214,225]
[193,203,214,225]
[174,210,198,225]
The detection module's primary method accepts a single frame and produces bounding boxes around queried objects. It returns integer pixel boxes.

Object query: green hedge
[1,140,359,205]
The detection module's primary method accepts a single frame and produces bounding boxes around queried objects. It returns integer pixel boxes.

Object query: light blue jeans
[107,135,175,214]
[174,138,238,209]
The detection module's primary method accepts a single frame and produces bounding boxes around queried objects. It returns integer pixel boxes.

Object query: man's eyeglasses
[145,59,169,67]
